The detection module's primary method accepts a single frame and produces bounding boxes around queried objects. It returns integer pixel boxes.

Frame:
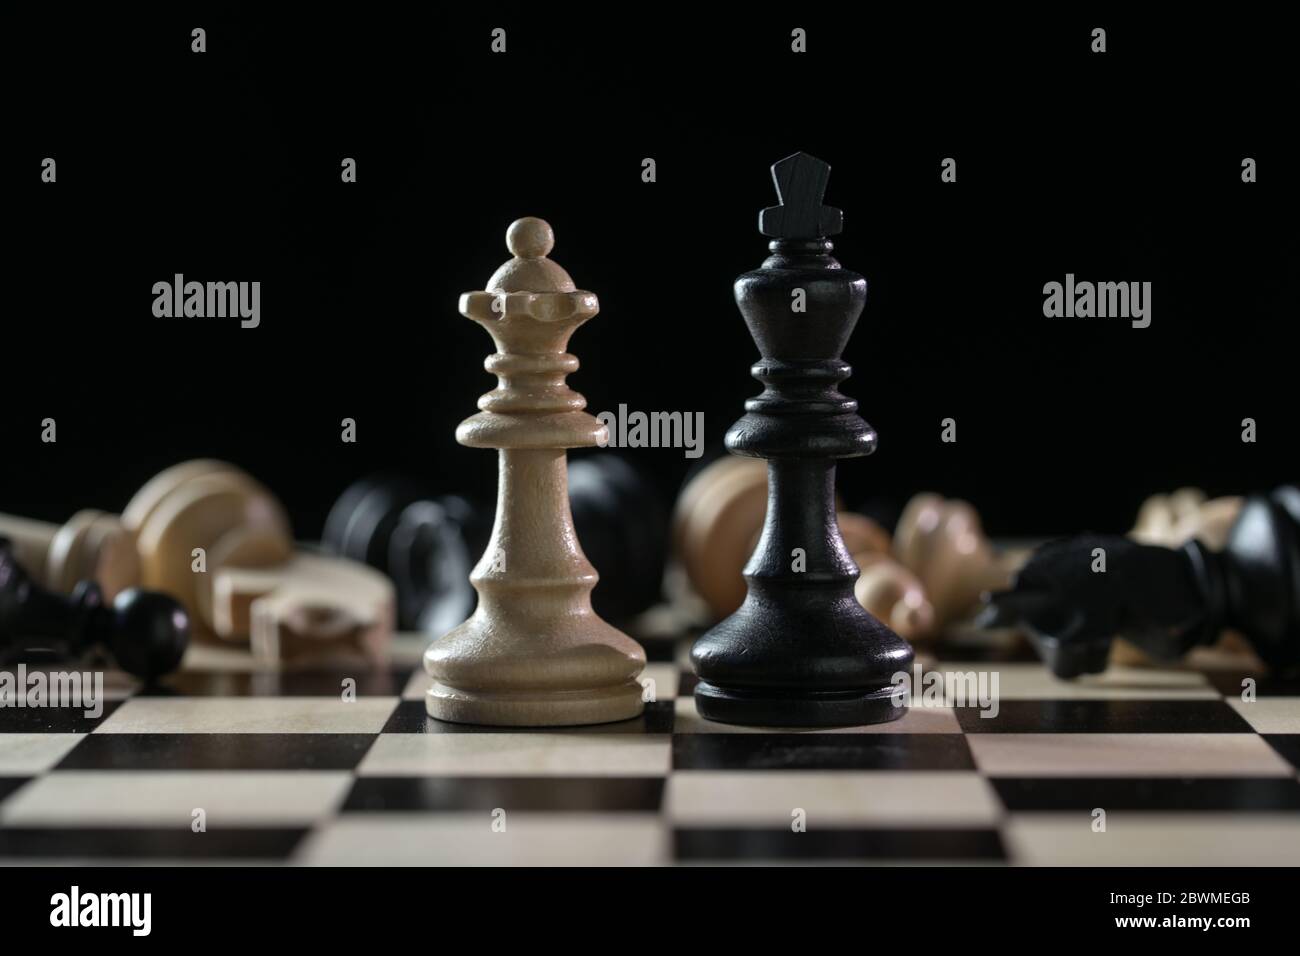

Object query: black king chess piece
[0,537,190,679]
[690,152,914,726]
[982,486,1300,679]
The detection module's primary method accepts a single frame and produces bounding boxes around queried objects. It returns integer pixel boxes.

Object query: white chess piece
[423,218,646,726]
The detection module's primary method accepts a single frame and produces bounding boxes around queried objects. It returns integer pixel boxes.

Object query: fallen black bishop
[690,152,915,727]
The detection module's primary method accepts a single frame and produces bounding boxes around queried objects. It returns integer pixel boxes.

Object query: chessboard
[3,632,1299,866]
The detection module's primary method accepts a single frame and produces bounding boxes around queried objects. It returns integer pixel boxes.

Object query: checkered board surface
[3,633,1300,866]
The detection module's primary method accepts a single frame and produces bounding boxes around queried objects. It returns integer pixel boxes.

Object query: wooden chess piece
[123,461,295,633]
[215,553,395,664]
[982,486,1300,678]
[837,512,933,640]
[672,455,926,634]
[0,510,140,601]
[689,153,913,727]
[1116,488,1247,666]
[566,453,668,622]
[893,492,1023,629]
[124,460,396,662]
[4,460,396,662]
[853,553,935,641]
[423,217,646,726]
[323,475,483,634]
[0,538,189,678]
[0,460,275,617]
[672,457,770,617]
[1131,488,1244,550]
[324,453,666,634]
[836,511,893,559]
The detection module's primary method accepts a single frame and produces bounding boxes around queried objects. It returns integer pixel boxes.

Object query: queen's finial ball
[506,217,555,259]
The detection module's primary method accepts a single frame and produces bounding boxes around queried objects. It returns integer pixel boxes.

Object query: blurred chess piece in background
[1131,487,1244,550]
[0,536,190,679]
[322,452,668,636]
[983,486,1297,679]
[1117,487,1251,667]
[3,459,396,666]
[891,493,1029,634]
[672,458,937,642]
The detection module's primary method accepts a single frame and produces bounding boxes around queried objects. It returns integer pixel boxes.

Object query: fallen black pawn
[0,537,190,679]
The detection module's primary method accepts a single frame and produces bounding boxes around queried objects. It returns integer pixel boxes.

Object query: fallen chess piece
[672,456,934,639]
[840,512,935,640]
[853,552,934,640]
[1131,487,1244,550]
[3,460,396,665]
[1113,487,1247,666]
[323,475,483,635]
[125,460,397,664]
[0,537,189,679]
[892,492,1026,630]
[0,509,140,601]
[980,486,1300,678]
[122,460,294,636]
[672,456,769,618]
[214,553,394,665]
[566,453,668,623]
[322,452,666,633]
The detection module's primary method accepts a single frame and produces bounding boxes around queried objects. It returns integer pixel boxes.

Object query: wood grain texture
[0,510,140,601]
[131,469,293,635]
[690,154,914,727]
[673,457,904,624]
[424,218,645,726]
[893,492,1017,627]
[4,461,396,661]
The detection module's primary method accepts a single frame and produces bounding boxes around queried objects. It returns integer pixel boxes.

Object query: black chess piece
[980,486,1300,678]
[322,476,484,634]
[689,152,914,727]
[568,452,668,622]
[0,538,189,679]
[323,455,666,632]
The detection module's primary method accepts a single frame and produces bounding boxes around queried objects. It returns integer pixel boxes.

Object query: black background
[0,865,1279,941]
[6,4,1295,538]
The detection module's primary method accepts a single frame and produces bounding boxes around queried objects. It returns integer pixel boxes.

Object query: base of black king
[690,152,913,727]
[691,459,914,727]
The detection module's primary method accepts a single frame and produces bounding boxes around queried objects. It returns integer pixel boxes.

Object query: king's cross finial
[759,152,844,239]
